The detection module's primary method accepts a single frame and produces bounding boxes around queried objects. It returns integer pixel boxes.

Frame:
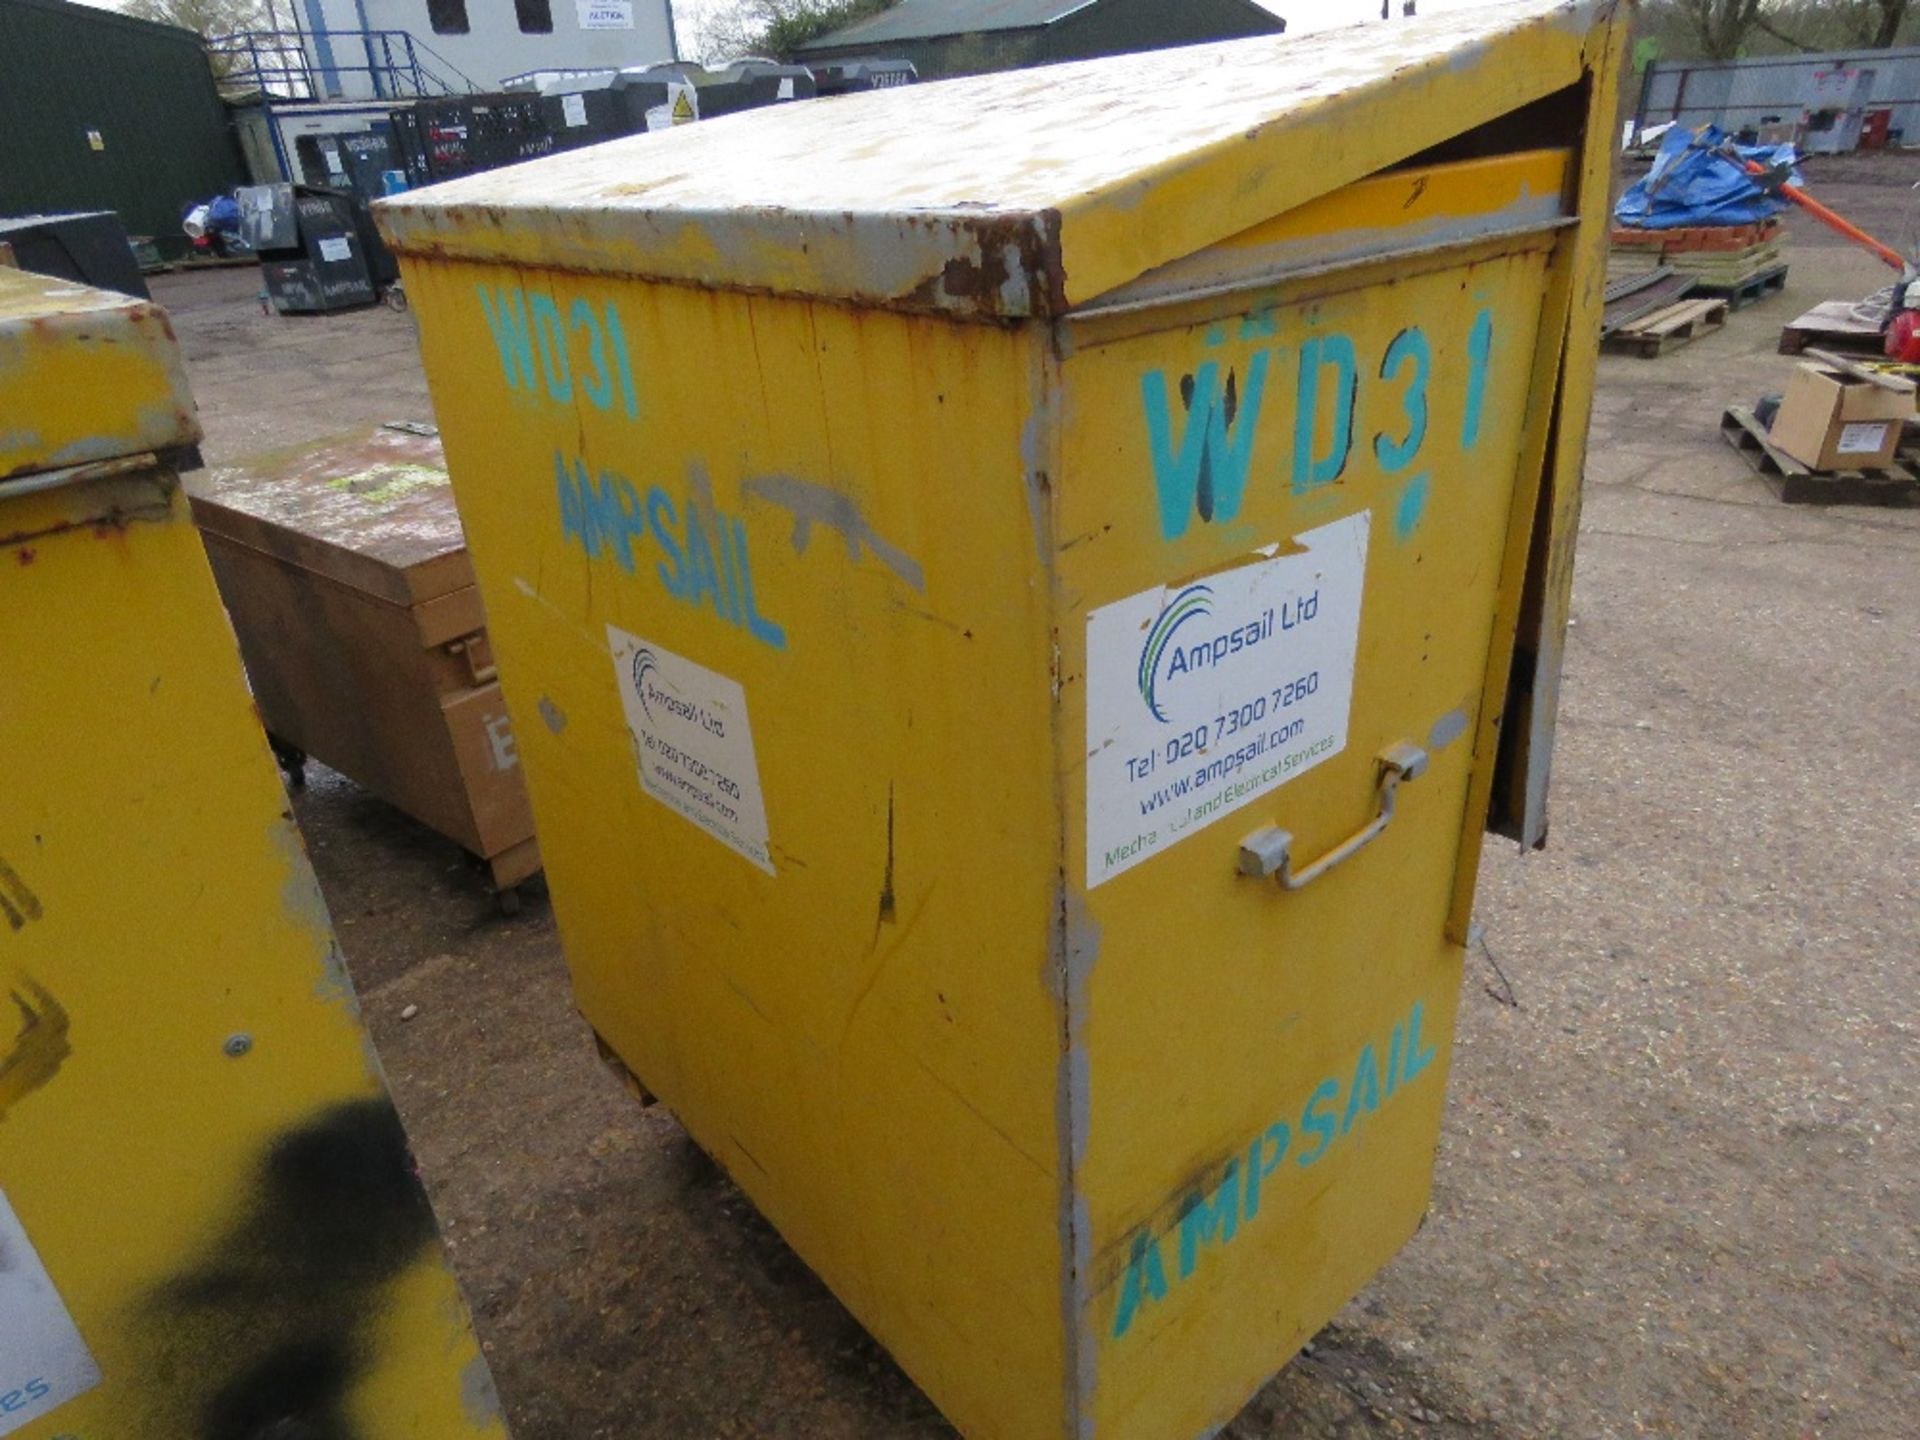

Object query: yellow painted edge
[1444,1,1629,940]
[1213,149,1573,254]
[1056,6,1603,308]
[1059,226,1562,355]
[1513,8,1633,846]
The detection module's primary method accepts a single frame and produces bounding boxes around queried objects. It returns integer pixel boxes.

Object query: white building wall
[298,0,676,96]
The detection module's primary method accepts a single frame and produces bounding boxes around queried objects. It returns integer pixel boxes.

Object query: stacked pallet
[1609,218,1787,308]
[1605,296,1729,357]
[1600,267,1727,358]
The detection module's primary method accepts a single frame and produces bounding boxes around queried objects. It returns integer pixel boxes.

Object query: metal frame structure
[1632,49,1920,145]
[210,27,476,100]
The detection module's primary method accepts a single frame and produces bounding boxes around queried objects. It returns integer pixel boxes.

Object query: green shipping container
[0,0,245,261]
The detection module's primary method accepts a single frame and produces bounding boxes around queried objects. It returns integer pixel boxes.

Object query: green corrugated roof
[795,0,1115,49]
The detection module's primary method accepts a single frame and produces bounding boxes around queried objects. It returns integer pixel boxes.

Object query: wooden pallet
[1602,267,1698,336]
[1778,298,1885,356]
[1692,263,1789,311]
[1664,243,1783,283]
[1718,406,1920,505]
[1603,297,1728,357]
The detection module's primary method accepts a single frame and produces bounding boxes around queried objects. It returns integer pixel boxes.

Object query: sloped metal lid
[0,268,200,484]
[189,426,474,606]
[376,0,1614,319]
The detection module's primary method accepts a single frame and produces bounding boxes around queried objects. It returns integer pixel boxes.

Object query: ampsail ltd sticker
[1085,510,1369,887]
[0,1187,101,1436]
[608,627,774,875]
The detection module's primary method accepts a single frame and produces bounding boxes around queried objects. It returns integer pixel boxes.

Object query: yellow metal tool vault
[0,270,504,1438]
[379,1,1628,1433]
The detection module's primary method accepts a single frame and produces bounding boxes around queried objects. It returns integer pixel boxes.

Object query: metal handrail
[208,29,479,100]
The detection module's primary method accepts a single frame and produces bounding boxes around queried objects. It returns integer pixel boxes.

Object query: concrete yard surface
[152,155,1918,1439]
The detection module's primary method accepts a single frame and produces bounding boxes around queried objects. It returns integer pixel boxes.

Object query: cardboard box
[1768,357,1914,471]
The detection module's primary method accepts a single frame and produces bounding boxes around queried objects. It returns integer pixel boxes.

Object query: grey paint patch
[1053,883,1103,1435]
[1061,887,1102,1171]
[537,695,568,734]
[743,473,926,593]
[1428,706,1471,754]
[272,816,344,1000]
[1442,35,1494,74]
[1020,351,1058,570]
[1073,1190,1096,1440]
[997,241,1033,314]
[267,818,385,1076]
[461,1351,505,1428]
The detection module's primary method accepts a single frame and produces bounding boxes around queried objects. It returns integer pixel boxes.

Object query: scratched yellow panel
[0,270,199,479]
[0,276,500,1440]
[379,4,1627,1435]
[400,259,1069,1438]
[1055,234,1555,1436]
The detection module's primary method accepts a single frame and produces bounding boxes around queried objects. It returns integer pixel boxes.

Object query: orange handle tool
[1741,158,1904,270]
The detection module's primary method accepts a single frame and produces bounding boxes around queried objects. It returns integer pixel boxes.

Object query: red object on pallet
[1885,308,1920,362]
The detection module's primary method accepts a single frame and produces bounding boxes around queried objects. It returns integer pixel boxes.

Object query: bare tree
[1673,0,1765,58]
[124,0,269,38]
[1696,0,1917,53]
[694,0,898,64]
[1869,0,1910,46]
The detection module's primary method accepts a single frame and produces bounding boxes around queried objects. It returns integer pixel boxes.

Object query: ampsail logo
[1137,586,1317,724]
[631,648,661,722]
[1137,585,1212,721]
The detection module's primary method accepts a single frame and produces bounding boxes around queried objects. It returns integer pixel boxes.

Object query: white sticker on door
[608,627,774,875]
[316,235,352,263]
[1085,510,1369,888]
[0,1188,101,1436]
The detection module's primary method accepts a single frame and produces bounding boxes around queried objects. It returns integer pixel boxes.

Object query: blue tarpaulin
[1615,125,1802,230]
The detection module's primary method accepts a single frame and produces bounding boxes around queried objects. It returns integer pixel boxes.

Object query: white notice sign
[608,627,774,874]
[646,81,697,130]
[1084,511,1369,887]
[0,1188,101,1436]
[576,0,632,28]
[1836,420,1890,455]
[561,92,588,128]
[316,235,352,263]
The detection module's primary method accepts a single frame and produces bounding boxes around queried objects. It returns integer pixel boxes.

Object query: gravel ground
[153,153,1920,1440]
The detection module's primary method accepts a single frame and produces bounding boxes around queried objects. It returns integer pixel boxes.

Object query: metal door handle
[1238,743,1428,890]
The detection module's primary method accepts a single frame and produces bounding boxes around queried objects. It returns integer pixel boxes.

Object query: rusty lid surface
[0,267,200,484]
[189,426,475,604]
[376,0,1612,319]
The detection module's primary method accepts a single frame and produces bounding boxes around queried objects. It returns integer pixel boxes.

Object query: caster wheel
[268,736,308,790]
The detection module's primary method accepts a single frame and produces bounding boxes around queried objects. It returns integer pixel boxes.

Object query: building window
[516,0,553,32]
[427,0,469,35]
